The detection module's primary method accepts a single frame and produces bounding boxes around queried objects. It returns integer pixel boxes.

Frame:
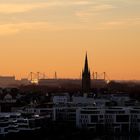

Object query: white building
[53,95,70,104]
[76,106,140,133]
[72,96,95,105]
[110,94,130,106]
[53,106,77,122]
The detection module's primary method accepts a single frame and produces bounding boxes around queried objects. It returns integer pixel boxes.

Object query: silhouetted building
[82,53,91,94]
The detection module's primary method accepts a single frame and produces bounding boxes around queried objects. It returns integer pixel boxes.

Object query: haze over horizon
[0,0,140,80]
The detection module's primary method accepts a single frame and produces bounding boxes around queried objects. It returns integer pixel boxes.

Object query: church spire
[84,52,89,73]
[82,52,91,94]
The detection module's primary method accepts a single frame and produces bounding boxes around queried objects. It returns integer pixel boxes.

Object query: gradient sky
[0,0,140,80]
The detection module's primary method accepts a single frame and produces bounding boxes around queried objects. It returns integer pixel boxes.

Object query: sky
[0,0,140,80]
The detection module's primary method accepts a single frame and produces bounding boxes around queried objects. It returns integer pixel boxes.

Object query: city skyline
[0,0,140,80]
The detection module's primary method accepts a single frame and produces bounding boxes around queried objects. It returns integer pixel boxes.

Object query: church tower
[82,53,91,94]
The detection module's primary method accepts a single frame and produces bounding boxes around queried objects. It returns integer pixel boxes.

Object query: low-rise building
[76,106,140,133]
[53,95,70,104]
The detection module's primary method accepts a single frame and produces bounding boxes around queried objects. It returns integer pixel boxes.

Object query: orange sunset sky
[0,0,140,80]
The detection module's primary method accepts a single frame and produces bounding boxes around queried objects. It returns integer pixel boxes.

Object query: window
[91,115,98,123]
[116,115,129,122]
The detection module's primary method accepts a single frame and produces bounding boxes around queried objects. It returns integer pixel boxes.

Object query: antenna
[103,72,106,80]
[95,72,98,79]
[37,72,40,81]
[55,71,57,79]
[92,72,95,79]
[30,72,33,81]
[28,72,36,83]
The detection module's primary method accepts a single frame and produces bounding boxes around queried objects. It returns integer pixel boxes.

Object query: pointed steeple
[82,52,91,94]
[84,52,89,73]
